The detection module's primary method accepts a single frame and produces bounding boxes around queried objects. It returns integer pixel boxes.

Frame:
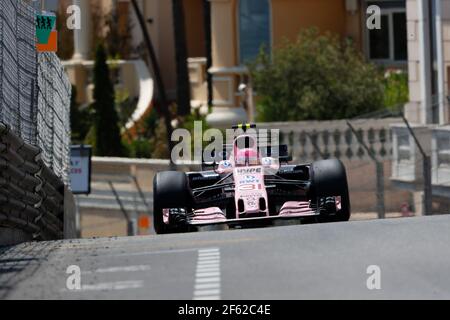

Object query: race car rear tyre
[153,171,191,234]
[311,159,351,222]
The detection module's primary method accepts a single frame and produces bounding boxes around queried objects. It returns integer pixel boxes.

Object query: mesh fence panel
[37,52,71,184]
[0,0,71,184]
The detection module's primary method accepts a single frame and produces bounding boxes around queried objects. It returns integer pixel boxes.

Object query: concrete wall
[64,186,79,239]
[80,207,129,238]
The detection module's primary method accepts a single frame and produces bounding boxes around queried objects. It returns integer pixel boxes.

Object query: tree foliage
[383,69,409,110]
[70,86,92,143]
[249,29,385,121]
[91,44,124,156]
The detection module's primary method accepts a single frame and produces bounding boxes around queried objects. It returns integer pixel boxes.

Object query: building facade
[198,0,408,128]
[61,0,412,129]
[63,0,205,117]
[390,0,450,207]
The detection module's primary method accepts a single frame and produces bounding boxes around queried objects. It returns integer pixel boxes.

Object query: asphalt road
[1,215,450,299]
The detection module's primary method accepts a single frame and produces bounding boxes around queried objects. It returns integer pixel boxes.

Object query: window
[238,0,271,64]
[432,130,450,185]
[366,1,407,63]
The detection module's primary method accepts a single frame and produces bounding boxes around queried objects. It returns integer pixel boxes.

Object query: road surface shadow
[0,242,56,299]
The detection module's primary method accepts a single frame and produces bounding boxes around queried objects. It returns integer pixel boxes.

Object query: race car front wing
[163,198,341,227]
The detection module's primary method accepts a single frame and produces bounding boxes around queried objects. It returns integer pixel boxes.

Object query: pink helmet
[235,148,259,165]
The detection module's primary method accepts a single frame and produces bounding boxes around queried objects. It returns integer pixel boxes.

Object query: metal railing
[259,118,400,162]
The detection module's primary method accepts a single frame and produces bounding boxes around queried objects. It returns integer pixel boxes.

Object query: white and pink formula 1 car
[153,124,350,234]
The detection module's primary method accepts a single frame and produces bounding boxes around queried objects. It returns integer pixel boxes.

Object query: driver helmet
[235,148,259,166]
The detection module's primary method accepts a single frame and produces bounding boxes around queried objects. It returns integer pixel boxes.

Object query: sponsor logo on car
[238,184,256,191]
[192,175,218,181]
[222,160,232,168]
[238,184,263,191]
[239,175,259,184]
[262,157,272,166]
[236,167,262,174]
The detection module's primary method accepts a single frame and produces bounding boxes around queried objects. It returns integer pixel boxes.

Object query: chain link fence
[0,0,72,244]
[259,118,417,220]
[0,0,71,184]
[36,52,72,184]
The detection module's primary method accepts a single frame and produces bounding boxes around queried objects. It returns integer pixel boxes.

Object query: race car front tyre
[311,159,351,222]
[153,171,191,234]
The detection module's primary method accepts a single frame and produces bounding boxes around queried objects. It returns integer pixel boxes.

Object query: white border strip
[193,248,221,300]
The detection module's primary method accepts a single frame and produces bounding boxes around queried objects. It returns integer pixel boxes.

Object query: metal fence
[259,118,418,218]
[37,52,72,184]
[0,0,71,184]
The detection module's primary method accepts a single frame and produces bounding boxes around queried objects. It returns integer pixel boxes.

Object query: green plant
[249,28,385,121]
[70,86,93,143]
[150,119,171,159]
[115,88,138,128]
[123,138,153,158]
[123,106,169,159]
[383,69,409,110]
[177,109,210,157]
[90,44,124,156]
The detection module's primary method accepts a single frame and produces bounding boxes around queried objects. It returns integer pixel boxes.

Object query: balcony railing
[258,118,399,162]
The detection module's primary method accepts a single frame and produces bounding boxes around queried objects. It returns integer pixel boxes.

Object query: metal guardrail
[76,177,152,212]
[0,123,64,241]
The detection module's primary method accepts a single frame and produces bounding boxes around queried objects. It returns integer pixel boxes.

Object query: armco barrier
[0,123,66,245]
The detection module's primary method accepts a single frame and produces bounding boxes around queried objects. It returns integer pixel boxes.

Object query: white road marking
[193,248,221,300]
[196,271,220,277]
[196,260,220,265]
[95,265,151,273]
[82,265,151,274]
[196,266,220,272]
[195,277,220,283]
[198,256,221,261]
[198,252,220,257]
[194,289,221,296]
[197,260,220,265]
[198,248,220,253]
[195,283,221,290]
[194,296,220,300]
[110,247,200,257]
[64,265,150,292]
[62,280,144,292]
